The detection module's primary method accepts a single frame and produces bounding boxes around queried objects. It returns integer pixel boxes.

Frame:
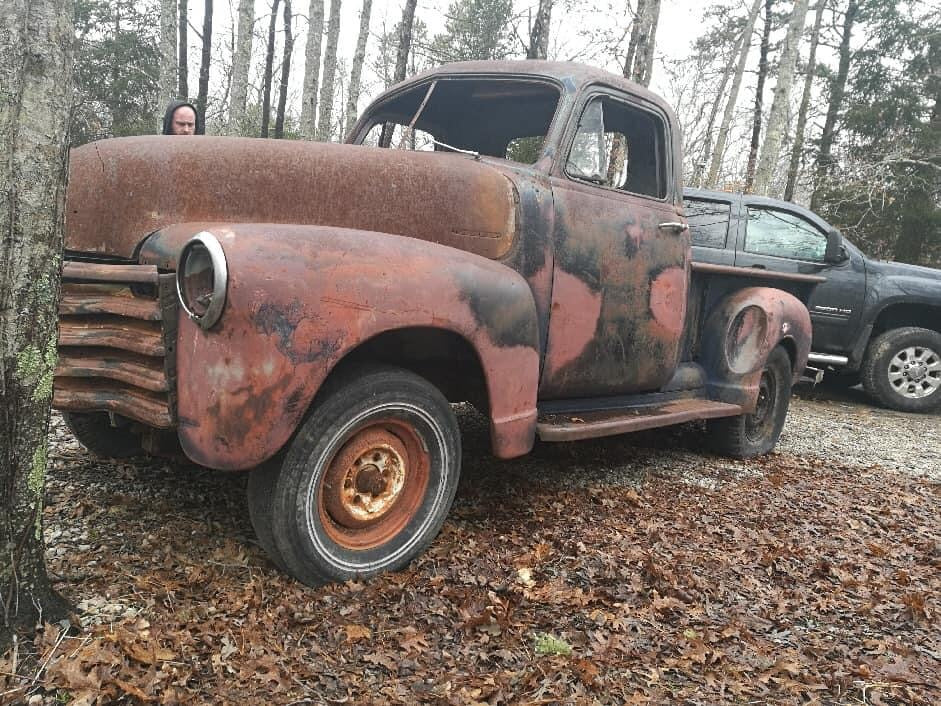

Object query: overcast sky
[189,0,710,125]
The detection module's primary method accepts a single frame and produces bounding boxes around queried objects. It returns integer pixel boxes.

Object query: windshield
[355,77,561,165]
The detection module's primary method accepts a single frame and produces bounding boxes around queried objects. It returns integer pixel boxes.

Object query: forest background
[76,0,940,266]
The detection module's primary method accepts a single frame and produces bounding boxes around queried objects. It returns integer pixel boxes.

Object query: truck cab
[56,62,812,585]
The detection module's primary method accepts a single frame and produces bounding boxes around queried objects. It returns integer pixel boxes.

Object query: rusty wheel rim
[318,420,430,550]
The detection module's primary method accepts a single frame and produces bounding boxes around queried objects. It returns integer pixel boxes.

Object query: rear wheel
[258,365,461,586]
[62,411,143,458]
[708,346,792,458]
[861,327,941,413]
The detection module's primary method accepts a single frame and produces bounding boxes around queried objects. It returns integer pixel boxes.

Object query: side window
[565,96,667,198]
[684,199,730,249]
[745,207,827,261]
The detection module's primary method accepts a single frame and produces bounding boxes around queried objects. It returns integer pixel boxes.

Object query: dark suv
[685,188,941,413]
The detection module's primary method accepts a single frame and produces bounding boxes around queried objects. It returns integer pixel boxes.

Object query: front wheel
[257,365,461,586]
[861,327,941,413]
[707,346,792,458]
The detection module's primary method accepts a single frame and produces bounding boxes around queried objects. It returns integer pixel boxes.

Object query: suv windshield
[355,78,561,165]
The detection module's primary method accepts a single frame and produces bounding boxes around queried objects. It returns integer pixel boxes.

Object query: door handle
[750,264,767,270]
[658,221,689,234]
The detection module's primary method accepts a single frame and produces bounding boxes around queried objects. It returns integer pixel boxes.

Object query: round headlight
[177,231,227,329]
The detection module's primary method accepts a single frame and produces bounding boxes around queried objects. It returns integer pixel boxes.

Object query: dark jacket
[162,100,204,135]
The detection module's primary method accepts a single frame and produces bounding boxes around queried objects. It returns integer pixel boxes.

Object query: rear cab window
[683,198,731,249]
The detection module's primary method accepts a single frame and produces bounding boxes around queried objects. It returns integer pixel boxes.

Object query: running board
[536,399,744,442]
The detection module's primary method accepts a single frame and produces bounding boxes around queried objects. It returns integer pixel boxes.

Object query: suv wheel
[252,364,461,586]
[861,327,941,413]
[708,346,792,458]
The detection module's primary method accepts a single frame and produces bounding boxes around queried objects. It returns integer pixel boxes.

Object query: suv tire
[861,327,941,413]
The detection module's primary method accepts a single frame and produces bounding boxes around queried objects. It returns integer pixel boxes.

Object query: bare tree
[0,0,73,647]
[316,0,342,140]
[705,0,763,188]
[229,0,255,134]
[527,0,553,60]
[811,0,859,210]
[275,0,293,137]
[179,0,189,97]
[299,0,324,138]
[261,0,282,136]
[754,0,811,194]
[393,0,418,84]
[744,0,774,191]
[158,0,177,108]
[623,0,661,87]
[196,0,213,124]
[784,0,827,200]
[344,0,373,137]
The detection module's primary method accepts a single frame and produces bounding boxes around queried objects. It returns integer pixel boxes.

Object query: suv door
[734,203,866,354]
[539,91,687,398]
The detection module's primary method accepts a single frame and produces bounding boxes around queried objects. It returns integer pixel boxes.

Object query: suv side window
[684,198,730,248]
[565,96,667,199]
[745,207,827,262]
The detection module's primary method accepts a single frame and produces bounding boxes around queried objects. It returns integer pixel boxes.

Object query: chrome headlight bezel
[176,231,228,330]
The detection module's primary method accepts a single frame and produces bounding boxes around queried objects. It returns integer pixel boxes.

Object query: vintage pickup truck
[55,61,813,585]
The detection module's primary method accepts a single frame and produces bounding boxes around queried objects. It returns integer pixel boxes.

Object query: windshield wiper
[431,139,480,159]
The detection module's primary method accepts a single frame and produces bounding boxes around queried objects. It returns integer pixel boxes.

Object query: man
[162,100,203,135]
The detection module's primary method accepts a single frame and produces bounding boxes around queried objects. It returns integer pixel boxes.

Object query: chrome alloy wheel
[887,345,941,399]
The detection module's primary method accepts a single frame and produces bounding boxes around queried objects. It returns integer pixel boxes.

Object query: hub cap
[888,346,941,399]
[319,420,430,550]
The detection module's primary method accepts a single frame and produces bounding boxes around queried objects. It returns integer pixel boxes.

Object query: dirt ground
[2,387,939,705]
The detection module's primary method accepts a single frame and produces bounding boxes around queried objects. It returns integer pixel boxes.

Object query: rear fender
[147,223,540,469]
[698,287,811,411]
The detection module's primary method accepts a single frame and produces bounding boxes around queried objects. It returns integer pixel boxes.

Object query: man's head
[162,101,202,135]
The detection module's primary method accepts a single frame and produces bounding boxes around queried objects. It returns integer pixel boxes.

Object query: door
[734,204,866,353]
[539,92,688,398]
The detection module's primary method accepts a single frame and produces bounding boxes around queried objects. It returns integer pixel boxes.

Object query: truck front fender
[698,287,811,411]
[144,223,540,469]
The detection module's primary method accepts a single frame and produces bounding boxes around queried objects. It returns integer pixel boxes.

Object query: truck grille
[53,261,177,429]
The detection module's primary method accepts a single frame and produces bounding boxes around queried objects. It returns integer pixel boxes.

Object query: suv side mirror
[824,228,848,263]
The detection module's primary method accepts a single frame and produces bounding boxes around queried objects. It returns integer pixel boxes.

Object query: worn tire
[247,459,289,571]
[861,327,941,413]
[707,346,792,458]
[62,411,143,458]
[268,365,461,586]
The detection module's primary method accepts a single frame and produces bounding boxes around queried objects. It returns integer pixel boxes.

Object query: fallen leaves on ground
[2,409,939,704]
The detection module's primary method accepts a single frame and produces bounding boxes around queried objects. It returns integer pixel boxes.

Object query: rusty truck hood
[65,136,518,262]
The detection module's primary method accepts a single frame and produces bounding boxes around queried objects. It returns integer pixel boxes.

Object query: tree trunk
[0,0,73,650]
[274,0,293,137]
[260,0,281,137]
[526,0,553,60]
[393,0,418,85]
[344,0,373,137]
[316,0,342,141]
[196,0,213,124]
[228,0,255,134]
[744,0,773,192]
[631,0,660,87]
[623,0,646,78]
[754,0,811,195]
[784,0,827,200]
[705,0,763,188]
[810,0,858,211]
[299,0,324,139]
[158,0,177,108]
[178,0,189,98]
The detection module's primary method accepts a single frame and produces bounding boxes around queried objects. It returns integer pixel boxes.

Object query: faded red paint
[540,270,603,383]
[649,266,687,337]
